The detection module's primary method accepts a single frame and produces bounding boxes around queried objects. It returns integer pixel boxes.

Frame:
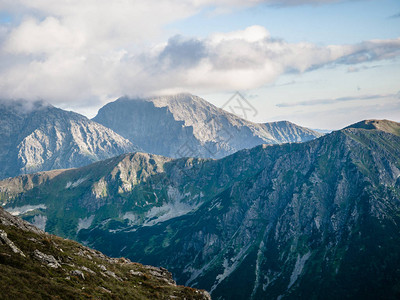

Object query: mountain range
[1,119,399,299]
[0,100,136,180]
[0,95,321,180]
[93,93,322,159]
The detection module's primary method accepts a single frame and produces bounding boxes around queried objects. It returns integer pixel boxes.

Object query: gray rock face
[0,100,137,179]
[93,93,321,159]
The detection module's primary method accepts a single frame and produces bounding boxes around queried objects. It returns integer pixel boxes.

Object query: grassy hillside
[0,207,210,299]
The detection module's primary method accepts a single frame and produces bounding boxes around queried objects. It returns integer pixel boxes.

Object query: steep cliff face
[0,100,137,179]
[0,207,211,299]
[93,94,322,159]
[1,120,400,299]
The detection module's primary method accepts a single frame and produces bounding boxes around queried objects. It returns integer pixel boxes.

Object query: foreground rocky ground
[0,207,211,299]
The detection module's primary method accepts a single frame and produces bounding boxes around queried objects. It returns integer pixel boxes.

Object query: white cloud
[4,17,84,55]
[210,26,271,44]
[119,30,400,96]
[277,92,399,107]
[0,0,394,109]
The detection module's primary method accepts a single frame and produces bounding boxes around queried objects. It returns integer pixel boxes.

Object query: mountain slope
[345,119,400,136]
[0,207,211,299]
[0,100,137,179]
[93,93,322,158]
[2,120,400,299]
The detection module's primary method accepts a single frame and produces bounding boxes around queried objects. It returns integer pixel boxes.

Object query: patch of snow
[288,252,311,289]
[143,200,199,226]
[66,176,88,189]
[185,257,218,287]
[6,204,47,216]
[210,244,251,293]
[215,258,240,289]
[31,215,47,231]
[139,186,201,226]
[167,186,184,202]
[210,259,239,293]
[263,282,268,291]
[100,218,111,225]
[207,199,221,211]
[122,212,138,225]
[251,240,265,299]
[77,215,95,232]
[314,216,321,230]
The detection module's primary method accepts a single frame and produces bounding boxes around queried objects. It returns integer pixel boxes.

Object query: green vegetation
[0,209,209,299]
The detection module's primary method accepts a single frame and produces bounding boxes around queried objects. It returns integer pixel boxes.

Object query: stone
[70,269,85,280]
[33,249,61,268]
[0,229,25,257]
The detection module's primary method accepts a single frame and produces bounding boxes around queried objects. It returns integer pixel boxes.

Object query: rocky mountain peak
[0,100,138,179]
[93,93,322,159]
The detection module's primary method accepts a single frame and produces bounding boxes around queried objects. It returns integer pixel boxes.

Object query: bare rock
[98,264,107,271]
[129,270,144,277]
[0,207,44,235]
[33,249,61,268]
[0,229,25,257]
[143,265,176,285]
[104,270,122,281]
[70,269,85,280]
[80,265,96,275]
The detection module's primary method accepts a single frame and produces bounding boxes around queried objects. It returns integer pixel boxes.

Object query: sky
[0,0,399,129]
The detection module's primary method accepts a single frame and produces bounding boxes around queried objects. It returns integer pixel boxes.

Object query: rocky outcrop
[33,249,61,268]
[93,93,321,159]
[0,229,25,257]
[0,204,44,235]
